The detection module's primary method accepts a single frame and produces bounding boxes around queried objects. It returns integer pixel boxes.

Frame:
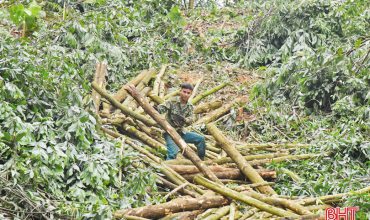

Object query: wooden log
[159,81,166,98]
[228,203,236,220]
[92,62,107,114]
[164,89,180,100]
[156,176,197,198]
[204,205,230,220]
[122,123,165,151]
[167,164,274,176]
[113,69,153,103]
[152,64,168,96]
[125,85,222,184]
[92,82,156,127]
[123,215,150,220]
[236,143,310,151]
[194,98,242,125]
[101,127,203,196]
[113,196,229,219]
[183,169,276,182]
[213,153,289,165]
[191,82,228,105]
[242,190,312,215]
[280,168,304,183]
[148,91,165,105]
[194,99,223,114]
[194,175,298,217]
[188,76,204,102]
[239,208,258,220]
[159,210,203,220]
[297,186,370,206]
[207,123,276,195]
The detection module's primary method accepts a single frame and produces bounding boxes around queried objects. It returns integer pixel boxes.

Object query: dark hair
[180,83,194,90]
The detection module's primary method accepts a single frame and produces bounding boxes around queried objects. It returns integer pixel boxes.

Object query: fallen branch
[207,123,276,195]
[113,196,229,219]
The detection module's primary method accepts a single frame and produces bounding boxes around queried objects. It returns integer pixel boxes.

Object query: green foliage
[8,1,45,34]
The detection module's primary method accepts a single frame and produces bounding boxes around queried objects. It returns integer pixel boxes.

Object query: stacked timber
[91,63,369,220]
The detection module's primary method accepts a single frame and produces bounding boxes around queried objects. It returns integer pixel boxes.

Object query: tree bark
[92,82,156,126]
[125,85,222,184]
[191,82,228,105]
[207,123,276,195]
[194,175,298,218]
[113,196,229,219]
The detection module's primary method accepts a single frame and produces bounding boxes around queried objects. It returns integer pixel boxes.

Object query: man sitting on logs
[158,83,206,160]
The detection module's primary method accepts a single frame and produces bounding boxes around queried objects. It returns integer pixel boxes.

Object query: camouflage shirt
[157,97,194,131]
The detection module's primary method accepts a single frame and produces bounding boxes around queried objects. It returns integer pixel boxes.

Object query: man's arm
[184,104,194,126]
[157,101,171,114]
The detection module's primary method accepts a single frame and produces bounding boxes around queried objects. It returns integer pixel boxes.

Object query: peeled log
[183,169,276,182]
[167,164,276,176]
[122,123,165,151]
[92,62,107,114]
[207,123,276,195]
[92,82,156,127]
[194,99,223,114]
[113,69,153,103]
[243,190,312,215]
[191,82,228,105]
[125,85,222,184]
[194,98,242,125]
[194,175,298,218]
[113,196,229,219]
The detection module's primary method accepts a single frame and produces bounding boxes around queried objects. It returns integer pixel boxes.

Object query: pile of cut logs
[91,63,369,220]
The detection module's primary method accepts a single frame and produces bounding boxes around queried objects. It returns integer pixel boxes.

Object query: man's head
[179,83,193,103]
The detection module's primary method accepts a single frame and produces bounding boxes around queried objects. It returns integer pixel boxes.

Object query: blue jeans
[164,132,206,160]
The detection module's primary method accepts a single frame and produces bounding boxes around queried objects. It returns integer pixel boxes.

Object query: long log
[243,190,312,215]
[101,127,203,196]
[148,91,165,105]
[167,164,274,176]
[207,123,277,195]
[113,69,153,103]
[183,169,276,182]
[297,186,370,206]
[236,143,310,151]
[125,85,222,184]
[194,175,298,217]
[204,205,230,220]
[188,76,204,102]
[213,152,289,165]
[194,99,223,114]
[194,98,242,125]
[92,82,156,126]
[152,64,168,96]
[113,196,229,219]
[164,152,289,166]
[191,82,228,105]
[122,123,165,151]
[92,62,107,113]
[164,89,180,100]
